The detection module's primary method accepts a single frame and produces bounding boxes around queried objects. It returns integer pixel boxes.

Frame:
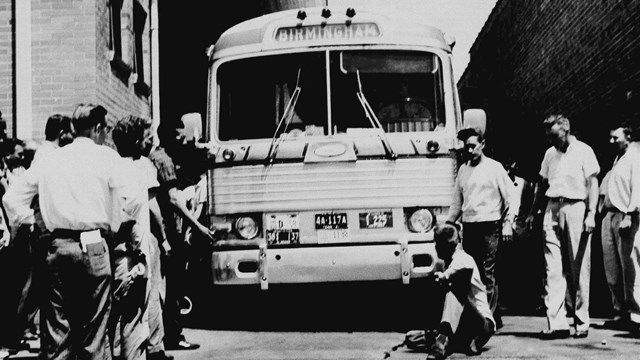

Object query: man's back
[35,137,126,231]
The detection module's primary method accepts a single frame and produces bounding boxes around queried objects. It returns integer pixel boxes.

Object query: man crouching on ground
[427,223,496,360]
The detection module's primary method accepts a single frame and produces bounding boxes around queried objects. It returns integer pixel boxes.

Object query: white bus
[204,6,483,290]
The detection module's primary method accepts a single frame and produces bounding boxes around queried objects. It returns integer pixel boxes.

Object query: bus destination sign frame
[275,23,381,43]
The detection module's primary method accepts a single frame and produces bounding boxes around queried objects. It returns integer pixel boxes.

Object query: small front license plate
[315,213,348,229]
[359,211,393,229]
[266,214,300,245]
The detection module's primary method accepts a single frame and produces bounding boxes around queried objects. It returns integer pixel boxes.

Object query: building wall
[0,0,14,135]
[458,0,640,174]
[30,0,96,140]
[458,0,640,316]
[96,0,151,124]
[0,0,152,142]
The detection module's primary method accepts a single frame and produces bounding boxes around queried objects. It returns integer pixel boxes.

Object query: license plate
[359,211,393,229]
[317,229,351,244]
[266,214,300,245]
[315,213,348,229]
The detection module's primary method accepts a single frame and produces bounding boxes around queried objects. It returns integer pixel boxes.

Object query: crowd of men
[0,107,639,360]
[0,105,212,360]
[424,115,640,359]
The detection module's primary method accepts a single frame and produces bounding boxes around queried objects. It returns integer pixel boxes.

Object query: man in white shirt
[446,128,519,327]
[2,103,143,360]
[526,115,600,339]
[31,114,75,165]
[427,223,495,360]
[600,125,640,332]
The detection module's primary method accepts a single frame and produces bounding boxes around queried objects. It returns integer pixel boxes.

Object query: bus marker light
[222,148,236,161]
[297,10,307,20]
[346,8,356,17]
[427,140,440,152]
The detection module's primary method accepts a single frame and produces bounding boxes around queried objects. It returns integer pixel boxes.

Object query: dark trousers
[0,226,41,348]
[40,235,112,360]
[462,221,500,317]
[162,242,186,344]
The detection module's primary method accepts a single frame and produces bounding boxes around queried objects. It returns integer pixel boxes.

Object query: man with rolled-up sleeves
[526,115,600,339]
[2,104,143,360]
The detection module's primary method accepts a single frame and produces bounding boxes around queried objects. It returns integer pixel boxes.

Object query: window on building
[109,0,149,94]
[133,0,150,96]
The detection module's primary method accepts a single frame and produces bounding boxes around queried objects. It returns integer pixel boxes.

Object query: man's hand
[525,214,536,230]
[0,229,9,249]
[195,224,215,242]
[619,214,632,233]
[584,212,596,233]
[502,220,513,242]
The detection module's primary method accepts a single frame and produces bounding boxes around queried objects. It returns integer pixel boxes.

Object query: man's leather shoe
[573,330,588,338]
[165,340,200,351]
[148,351,174,360]
[539,329,570,340]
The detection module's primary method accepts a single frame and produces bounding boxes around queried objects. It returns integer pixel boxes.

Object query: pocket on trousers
[85,241,111,277]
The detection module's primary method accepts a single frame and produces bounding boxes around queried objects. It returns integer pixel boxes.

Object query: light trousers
[543,199,591,332]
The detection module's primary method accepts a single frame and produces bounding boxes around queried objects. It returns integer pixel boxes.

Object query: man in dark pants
[3,103,143,360]
[446,128,519,328]
[149,120,213,350]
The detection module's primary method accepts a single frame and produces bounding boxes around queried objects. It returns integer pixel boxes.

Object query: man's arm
[167,186,214,241]
[525,178,549,229]
[446,174,463,223]
[2,168,38,228]
[584,174,598,233]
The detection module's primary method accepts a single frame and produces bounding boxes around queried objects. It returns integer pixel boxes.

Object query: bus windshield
[217,50,445,141]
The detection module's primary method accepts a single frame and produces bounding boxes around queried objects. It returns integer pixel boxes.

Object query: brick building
[458,0,640,176]
[458,0,640,315]
[0,0,156,141]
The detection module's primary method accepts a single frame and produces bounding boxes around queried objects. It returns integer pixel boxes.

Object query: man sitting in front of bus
[426,223,496,360]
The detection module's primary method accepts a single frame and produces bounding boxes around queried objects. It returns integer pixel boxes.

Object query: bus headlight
[408,209,434,233]
[235,217,259,239]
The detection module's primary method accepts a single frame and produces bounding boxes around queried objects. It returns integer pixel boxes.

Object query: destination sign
[275,23,381,42]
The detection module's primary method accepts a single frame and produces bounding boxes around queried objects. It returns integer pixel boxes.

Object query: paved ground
[168,316,640,360]
[6,315,639,359]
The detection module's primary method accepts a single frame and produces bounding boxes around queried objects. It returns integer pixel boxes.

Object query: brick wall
[30,0,96,140]
[458,0,640,316]
[96,0,151,125]
[0,0,13,136]
[459,0,640,175]
[0,0,152,142]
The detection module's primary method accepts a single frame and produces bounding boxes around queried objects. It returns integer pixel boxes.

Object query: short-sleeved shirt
[149,147,178,190]
[603,144,640,213]
[443,249,495,326]
[539,136,600,200]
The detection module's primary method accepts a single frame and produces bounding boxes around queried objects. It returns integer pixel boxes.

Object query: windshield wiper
[266,68,302,164]
[355,70,397,160]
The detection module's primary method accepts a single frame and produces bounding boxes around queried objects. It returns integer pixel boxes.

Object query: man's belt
[548,197,584,203]
[51,228,108,240]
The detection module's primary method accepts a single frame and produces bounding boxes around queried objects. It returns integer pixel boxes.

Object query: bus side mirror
[462,109,487,136]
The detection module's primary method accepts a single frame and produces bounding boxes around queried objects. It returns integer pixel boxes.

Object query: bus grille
[211,158,456,214]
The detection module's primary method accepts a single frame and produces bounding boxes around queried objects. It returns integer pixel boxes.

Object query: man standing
[2,103,143,360]
[149,120,213,350]
[600,125,640,332]
[526,115,600,339]
[446,128,519,327]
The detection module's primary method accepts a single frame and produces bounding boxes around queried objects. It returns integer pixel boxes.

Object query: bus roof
[212,7,452,59]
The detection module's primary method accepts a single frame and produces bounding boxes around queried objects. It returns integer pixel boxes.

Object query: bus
[204,6,484,290]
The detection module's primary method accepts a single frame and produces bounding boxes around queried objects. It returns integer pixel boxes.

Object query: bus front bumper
[212,242,442,289]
